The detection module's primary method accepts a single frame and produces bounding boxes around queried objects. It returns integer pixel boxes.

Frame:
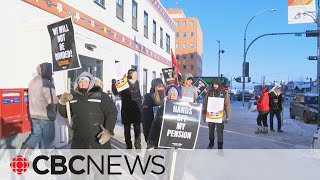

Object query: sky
[161,0,318,89]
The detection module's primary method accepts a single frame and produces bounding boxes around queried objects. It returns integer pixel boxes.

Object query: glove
[59,93,73,105]
[97,124,112,145]
[224,118,230,124]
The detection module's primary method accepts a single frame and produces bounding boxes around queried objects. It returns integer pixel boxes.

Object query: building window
[190,21,194,26]
[183,54,186,59]
[176,32,179,37]
[176,54,179,59]
[190,43,194,48]
[94,0,105,8]
[183,21,186,26]
[132,1,137,30]
[116,0,124,20]
[166,34,170,53]
[183,32,186,37]
[191,32,194,37]
[183,65,186,70]
[152,71,156,79]
[183,43,186,48]
[143,69,148,95]
[190,53,194,59]
[191,65,194,70]
[160,27,163,48]
[144,11,148,38]
[176,43,179,48]
[176,22,179,27]
[153,20,157,44]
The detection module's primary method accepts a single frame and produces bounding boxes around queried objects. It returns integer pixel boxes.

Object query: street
[112,100,318,149]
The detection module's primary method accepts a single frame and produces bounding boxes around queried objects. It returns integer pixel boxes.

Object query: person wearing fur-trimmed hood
[58,72,117,149]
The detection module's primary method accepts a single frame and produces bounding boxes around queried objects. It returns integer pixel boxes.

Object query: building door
[143,69,148,95]
[68,55,103,92]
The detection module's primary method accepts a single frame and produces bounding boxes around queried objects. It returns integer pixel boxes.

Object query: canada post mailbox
[0,89,28,138]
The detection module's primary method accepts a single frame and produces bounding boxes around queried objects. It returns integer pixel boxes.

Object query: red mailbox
[23,89,31,133]
[0,89,30,138]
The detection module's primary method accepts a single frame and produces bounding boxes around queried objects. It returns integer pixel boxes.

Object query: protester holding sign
[147,85,182,149]
[120,69,143,149]
[203,77,231,149]
[181,73,198,103]
[58,72,117,149]
[142,78,166,143]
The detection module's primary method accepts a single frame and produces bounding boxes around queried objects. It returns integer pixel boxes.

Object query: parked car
[290,93,318,123]
[234,92,252,101]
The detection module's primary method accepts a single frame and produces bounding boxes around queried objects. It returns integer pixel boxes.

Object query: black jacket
[59,78,117,149]
[147,105,164,148]
[142,93,159,135]
[269,91,283,110]
[120,81,142,124]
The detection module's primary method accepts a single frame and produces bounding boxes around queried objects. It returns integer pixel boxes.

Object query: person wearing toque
[203,77,231,149]
[181,73,198,103]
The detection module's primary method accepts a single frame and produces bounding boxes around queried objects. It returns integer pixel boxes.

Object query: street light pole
[217,40,221,76]
[217,40,225,77]
[242,8,277,107]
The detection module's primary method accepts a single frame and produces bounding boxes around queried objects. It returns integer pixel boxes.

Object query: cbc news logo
[10,155,29,175]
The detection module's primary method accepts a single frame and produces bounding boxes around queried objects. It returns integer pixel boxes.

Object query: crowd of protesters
[22,62,234,152]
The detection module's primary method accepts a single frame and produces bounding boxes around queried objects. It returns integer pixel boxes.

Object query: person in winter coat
[22,62,58,151]
[181,73,198,103]
[147,85,182,148]
[121,69,143,149]
[142,78,165,143]
[203,77,231,149]
[255,87,270,134]
[269,85,283,132]
[58,72,117,149]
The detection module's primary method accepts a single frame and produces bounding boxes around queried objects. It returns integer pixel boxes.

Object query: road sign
[306,30,320,37]
[308,56,318,60]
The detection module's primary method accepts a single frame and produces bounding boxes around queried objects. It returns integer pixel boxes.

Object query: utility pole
[317,3,320,130]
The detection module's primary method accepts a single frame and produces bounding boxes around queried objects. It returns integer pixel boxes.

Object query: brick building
[167,9,203,76]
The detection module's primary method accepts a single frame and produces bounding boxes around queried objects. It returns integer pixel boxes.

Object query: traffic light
[306,30,320,37]
[244,62,249,77]
[308,56,318,60]
[235,77,241,83]
[248,77,251,83]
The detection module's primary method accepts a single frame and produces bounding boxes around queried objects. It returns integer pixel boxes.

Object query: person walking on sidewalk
[121,69,143,149]
[142,78,165,143]
[58,72,117,149]
[255,87,270,134]
[181,73,198,103]
[22,62,58,151]
[269,85,283,132]
[204,77,231,149]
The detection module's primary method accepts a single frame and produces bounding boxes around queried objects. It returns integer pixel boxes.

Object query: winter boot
[262,126,268,134]
[126,143,133,149]
[255,126,262,134]
[278,129,284,133]
[270,127,275,132]
[218,142,223,149]
[207,139,214,149]
[134,143,142,149]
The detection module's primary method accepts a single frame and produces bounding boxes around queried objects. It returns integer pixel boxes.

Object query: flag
[171,49,182,85]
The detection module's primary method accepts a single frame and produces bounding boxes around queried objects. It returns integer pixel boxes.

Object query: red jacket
[256,88,270,112]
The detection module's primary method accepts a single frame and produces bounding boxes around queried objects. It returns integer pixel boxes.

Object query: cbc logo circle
[10,155,29,175]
